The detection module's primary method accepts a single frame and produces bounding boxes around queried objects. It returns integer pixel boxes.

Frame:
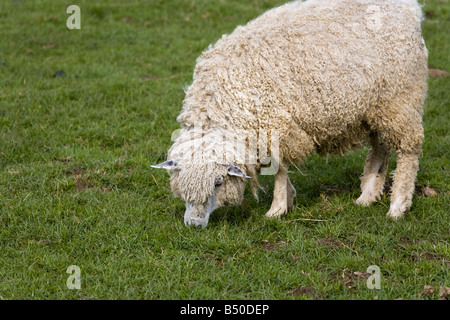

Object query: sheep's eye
[214,176,223,187]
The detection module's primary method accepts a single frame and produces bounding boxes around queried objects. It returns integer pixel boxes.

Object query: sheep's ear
[227,164,250,178]
[151,159,178,170]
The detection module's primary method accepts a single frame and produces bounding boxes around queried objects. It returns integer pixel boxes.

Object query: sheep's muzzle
[184,196,217,228]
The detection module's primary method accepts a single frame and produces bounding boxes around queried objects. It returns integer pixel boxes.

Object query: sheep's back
[182,0,427,149]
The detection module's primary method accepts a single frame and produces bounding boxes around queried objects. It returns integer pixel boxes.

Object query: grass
[0,0,448,300]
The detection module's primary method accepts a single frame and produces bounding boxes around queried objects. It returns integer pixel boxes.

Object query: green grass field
[0,0,448,300]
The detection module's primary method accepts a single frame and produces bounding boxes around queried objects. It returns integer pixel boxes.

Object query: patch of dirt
[72,174,94,192]
[398,236,416,246]
[414,252,450,267]
[65,167,85,176]
[261,241,282,251]
[42,42,55,50]
[289,252,300,261]
[261,238,287,251]
[429,68,449,79]
[214,257,223,267]
[420,285,450,300]
[142,74,160,81]
[20,239,56,247]
[65,168,112,192]
[383,178,438,197]
[420,285,434,296]
[291,286,320,299]
[54,156,72,164]
[424,10,435,19]
[421,186,438,197]
[318,237,343,249]
[410,250,450,267]
[332,269,372,289]
[438,286,450,300]
[202,254,225,267]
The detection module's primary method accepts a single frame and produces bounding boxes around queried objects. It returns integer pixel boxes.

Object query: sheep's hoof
[386,200,408,219]
[355,195,377,207]
[386,208,405,219]
[265,206,287,218]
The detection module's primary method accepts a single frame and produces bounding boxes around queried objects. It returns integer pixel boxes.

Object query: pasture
[0,0,448,299]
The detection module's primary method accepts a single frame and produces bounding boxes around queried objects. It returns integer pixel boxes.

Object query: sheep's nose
[183,206,209,228]
[184,216,208,228]
[183,199,215,228]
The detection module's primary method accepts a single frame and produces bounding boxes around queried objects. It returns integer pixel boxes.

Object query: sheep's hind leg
[387,150,420,219]
[266,166,295,218]
[356,134,390,206]
[368,99,424,219]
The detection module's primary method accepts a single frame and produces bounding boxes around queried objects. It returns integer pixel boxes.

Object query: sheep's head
[152,160,249,228]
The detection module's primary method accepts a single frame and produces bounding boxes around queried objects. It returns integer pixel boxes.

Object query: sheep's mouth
[184,196,217,228]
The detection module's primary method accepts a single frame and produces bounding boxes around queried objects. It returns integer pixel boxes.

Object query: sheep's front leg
[266,166,295,218]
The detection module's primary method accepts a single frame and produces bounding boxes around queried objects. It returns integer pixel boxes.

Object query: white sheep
[152,0,428,227]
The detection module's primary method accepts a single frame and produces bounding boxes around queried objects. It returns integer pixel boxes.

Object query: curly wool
[170,162,222,203]
[169,0,428,203]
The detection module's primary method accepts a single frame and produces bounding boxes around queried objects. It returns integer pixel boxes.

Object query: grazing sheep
[152,0,428,227]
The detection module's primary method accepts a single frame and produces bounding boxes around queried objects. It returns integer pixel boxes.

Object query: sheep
[152,0,428,228]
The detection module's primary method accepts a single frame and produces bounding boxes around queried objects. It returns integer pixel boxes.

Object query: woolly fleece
[165,0,428,218]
